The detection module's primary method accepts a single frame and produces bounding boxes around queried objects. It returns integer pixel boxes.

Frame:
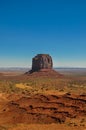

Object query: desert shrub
[0,80,23,94]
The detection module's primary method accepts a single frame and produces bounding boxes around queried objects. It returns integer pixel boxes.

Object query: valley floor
[0,69,86,130]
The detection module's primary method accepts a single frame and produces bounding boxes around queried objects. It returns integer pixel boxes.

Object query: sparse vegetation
[0,70,86,130]
[0,75,86,95]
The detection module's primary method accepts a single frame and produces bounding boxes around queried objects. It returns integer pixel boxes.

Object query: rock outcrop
[29,54,53,73]
[26,54,62,77]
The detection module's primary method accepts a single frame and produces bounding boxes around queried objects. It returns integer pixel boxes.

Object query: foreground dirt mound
[0,93,86,125]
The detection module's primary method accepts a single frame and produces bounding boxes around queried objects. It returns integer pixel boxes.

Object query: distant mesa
[29,54,53,73]
[32,54,53,71]
[26,54,62,77]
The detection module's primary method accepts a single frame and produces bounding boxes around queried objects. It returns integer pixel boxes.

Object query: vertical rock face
[31,54,53,72]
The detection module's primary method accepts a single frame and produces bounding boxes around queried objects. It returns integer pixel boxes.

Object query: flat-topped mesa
[26,54,63,77]
[30,54,53,73]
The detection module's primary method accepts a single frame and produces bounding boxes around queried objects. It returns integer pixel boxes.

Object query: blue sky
[0,0,86,67]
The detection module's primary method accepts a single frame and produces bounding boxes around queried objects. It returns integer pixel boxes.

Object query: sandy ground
[6,124,86,130]
[0,70,86,130]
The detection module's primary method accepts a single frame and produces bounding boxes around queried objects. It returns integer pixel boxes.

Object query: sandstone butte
[26,54,62,77]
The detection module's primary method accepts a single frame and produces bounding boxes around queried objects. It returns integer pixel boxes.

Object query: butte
[26,54,62,77]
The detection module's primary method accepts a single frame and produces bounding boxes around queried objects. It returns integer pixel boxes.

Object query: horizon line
[0,67,86,69]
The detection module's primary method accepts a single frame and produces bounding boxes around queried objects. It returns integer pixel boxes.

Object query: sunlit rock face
[26,54,62,77]
[31,54,53,72]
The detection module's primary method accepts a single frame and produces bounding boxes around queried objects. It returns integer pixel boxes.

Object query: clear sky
[0,0,86,68]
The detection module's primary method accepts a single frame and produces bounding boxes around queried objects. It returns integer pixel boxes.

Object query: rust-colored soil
[0,70,86,130]
[0,93,86,128]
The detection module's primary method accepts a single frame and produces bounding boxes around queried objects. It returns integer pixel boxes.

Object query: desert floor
[0,69,86,130]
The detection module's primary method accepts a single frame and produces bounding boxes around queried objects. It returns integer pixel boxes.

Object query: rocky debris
[29,54,53,73]
[0,94,86,124]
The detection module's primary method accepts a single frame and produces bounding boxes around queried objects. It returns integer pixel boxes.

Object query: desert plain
[0,68,86,130]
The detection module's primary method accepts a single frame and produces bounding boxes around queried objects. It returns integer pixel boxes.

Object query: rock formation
[29,54,53,73]
[26,54,62,77]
